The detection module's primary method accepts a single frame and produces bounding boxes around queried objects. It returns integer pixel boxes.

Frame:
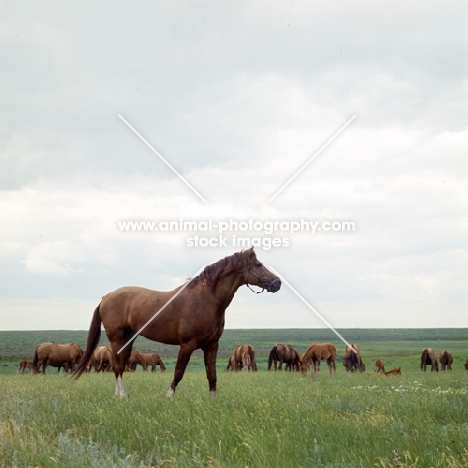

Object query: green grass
[1,369,468,467]
[1,329,468,466]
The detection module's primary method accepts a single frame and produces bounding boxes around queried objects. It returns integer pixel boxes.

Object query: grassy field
[1,329,468,467]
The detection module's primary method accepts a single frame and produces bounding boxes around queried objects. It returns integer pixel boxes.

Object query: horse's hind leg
[108,328,134,398]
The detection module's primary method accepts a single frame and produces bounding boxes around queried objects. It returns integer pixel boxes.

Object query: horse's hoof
[166,388,175,398]
[210,390,217,398]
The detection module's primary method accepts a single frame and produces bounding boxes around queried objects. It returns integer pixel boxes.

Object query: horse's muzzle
[262,276,281,293]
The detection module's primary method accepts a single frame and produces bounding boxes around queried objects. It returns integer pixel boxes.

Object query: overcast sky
[1,1,467,332]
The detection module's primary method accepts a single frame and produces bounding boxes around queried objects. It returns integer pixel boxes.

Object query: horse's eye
[255,262,262,268]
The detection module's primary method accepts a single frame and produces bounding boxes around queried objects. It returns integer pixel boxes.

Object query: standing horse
[439,350,453,371]
[126,350,148,371]
[17,360,33,374]
[300,343,336,375]
[342,343,365,373]
[33,342,83,374]
[233,344,257,371]
[268,344,301,371]
[420,347,438,372]
[93,345,113,372]
[74,248,280,398]
[139,352,166,372]
[374,359,385,373]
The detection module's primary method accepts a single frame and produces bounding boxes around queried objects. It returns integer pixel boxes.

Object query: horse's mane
[187,250,249,292]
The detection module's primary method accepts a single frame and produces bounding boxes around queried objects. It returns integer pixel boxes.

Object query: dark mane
[188,250,250,292]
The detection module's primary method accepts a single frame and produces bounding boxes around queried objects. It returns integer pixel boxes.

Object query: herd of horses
[13,249,468,398]
[19,342,166,374]
[21,341,464,379]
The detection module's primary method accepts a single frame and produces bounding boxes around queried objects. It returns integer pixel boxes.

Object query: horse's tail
[420,348,427,369]
[32,346,40,372]
[268,345,277,370]
[73,304,102,379]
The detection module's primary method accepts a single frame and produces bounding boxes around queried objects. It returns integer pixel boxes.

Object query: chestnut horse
[420,347,438,372]
[33,342,83,374]
[268,344,301,371]
[301,343,336,375]
[17,360,33,374]
[342,343,365,373]
[385,366,401,376]
[374,359,385,373]
[439,350,453,371]
[139,352,166,372]
[233,344,257,371]
[74,248,280,398]
[225,355,238,371]
[93,345,113,372]
[126,350,148,371]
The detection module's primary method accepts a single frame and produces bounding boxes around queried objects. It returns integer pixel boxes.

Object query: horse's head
[243,247,281,293]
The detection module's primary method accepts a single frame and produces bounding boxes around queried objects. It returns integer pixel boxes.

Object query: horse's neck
[208,269,245,309]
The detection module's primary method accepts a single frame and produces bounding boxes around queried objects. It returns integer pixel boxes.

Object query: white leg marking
[115,376,127,399]
[165,388,175,398]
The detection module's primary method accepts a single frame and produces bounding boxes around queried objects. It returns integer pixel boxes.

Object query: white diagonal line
[268,115,356,203]
[269,265,356,353]
[117,266,205,354]
[118,114,207,203]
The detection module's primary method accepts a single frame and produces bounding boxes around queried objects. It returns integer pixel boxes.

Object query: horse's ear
[245,246,256,259]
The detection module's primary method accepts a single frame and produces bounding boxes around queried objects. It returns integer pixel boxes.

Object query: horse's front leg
[203,342,219,396]
[167,342,197,398]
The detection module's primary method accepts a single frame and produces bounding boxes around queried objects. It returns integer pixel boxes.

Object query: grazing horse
[73,248,280,398]
[268,344,301,371]
[139,352,166,372]
[93,345,113,372]
[374,359,385,373]
[300,343,336,375]
[385,367,401,376]
[420,347,439,372]
[126,350,148,371]
[439,350,453,371]
[465,359,468,370]
[233,344,257,371]
[33,342,83,374]
[342,343,365,373]
[17,360,33,374]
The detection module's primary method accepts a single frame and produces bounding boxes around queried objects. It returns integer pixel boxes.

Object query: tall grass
[1,368,468,467]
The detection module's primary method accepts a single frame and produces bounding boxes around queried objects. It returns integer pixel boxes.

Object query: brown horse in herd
[439,350,453,371]
[73,248,281,398]
[342,343,365,372]
[17,360,33,374]
[126,350,148,371]
[139,352,166,372]
[385,367,401,376]
[92,345,113,372]
[374,359,385,373]
[232,344,258,371]
[268,344,301,371]
[420,347,439,372]
[301,343,336,375]
[33,342,83,374]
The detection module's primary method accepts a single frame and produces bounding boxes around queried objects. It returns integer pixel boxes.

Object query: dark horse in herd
[73,248,281,398]
[268,344,301,371]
